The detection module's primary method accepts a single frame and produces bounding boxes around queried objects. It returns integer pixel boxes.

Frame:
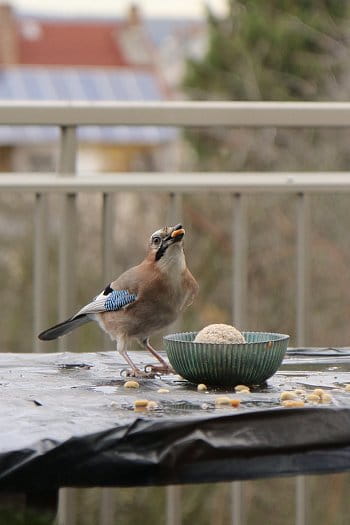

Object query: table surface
[1,348,350,491]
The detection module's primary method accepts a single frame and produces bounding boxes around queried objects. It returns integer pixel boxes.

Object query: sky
[11,0,227,18]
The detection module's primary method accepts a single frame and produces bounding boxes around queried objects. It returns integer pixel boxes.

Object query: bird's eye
[152,236,161,245]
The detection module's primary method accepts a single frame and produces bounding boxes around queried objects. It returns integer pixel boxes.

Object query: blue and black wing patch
[74,287,137,317]
[38,287,136,341]
[104,290,136,311]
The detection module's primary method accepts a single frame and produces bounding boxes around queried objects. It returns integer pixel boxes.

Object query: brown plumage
[39,224,198,377]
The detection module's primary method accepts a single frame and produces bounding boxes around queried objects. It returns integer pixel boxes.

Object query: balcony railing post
[232,193,248,328]
[57,126,78,525]
[296,193,311,346]
[33,192,49,352]
[231,193,248,525]
[167,192,182,225]
[296,476,308,525]
[296,193,311,525]
[102,192,116,350]
[167,192,183,333]
[231,481,245,525]
[165,193,184,524]
[99,488,116,525]
[295,192,311,525]
[57,125,77,352]
[102,192,115,285]
[57,487,77,525]
[166,486,182,525]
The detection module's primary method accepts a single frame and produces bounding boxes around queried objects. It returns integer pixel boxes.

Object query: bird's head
[148,224,185,265]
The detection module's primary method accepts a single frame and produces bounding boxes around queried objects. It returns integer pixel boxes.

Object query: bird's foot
[144,363,175,375]
[120,367,156,379]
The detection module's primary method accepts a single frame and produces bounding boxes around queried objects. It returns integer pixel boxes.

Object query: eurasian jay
[39,224,198,377]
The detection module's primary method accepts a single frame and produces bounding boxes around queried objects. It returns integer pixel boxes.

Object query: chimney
[0,3,19,65]
[126,3,142,26]
[119,3,153,66]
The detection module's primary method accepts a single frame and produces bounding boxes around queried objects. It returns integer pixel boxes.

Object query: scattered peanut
[320,393,333,404]
[234,385,250,392]
[197,383,208,392]
[312,388,333,403]
[313,388,325,398]
[215,396,232,406]
[307,394,320,404]
[282,400,305,408]
[134,404,148,412]
[280,391,297,401]
[133,399,158,411]
[214,396,241,408]
[157,388,170,393]
[344,384,350,392]
[134,399,149,408]
[124,380,139,389]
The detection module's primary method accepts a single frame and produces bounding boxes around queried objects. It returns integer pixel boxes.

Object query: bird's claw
[143,364,162,376]
[144,363,175,375]
[120,367,156,379]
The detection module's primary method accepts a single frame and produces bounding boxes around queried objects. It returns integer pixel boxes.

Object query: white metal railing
[2,100,350,126]
[2,101,350,525]
[1,172,350,191]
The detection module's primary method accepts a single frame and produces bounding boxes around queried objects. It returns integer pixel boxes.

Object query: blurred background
[1,0,350,523]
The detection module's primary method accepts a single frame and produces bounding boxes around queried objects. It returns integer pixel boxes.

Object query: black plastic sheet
[1,349,350,491]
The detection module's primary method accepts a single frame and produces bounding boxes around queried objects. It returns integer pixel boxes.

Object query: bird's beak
[170,224,185,242]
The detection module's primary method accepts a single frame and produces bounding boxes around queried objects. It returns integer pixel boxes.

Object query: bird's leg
[120,351,149,377]
[143,338,174,374]
[117,339,154,378]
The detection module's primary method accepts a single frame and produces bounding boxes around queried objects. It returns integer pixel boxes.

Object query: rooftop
[18,19,129,68]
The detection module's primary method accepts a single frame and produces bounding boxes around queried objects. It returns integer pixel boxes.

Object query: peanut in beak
[171,228,185,238]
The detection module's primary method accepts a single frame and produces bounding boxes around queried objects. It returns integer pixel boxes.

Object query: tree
[181,0,350,345]
[182,0,350,172]
[184,0,348,102]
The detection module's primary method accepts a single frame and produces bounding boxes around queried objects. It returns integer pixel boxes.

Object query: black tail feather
[38,314,91,341]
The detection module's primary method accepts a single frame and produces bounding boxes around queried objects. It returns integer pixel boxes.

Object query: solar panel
[0,67,177,144]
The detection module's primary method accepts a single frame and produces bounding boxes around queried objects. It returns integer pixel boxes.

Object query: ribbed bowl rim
[164,331,290,346]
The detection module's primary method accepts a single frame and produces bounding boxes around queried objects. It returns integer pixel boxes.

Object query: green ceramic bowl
[164,331,289,387]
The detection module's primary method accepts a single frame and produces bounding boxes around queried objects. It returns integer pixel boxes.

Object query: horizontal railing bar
[1,101,350,127]
[1,173,350,192]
